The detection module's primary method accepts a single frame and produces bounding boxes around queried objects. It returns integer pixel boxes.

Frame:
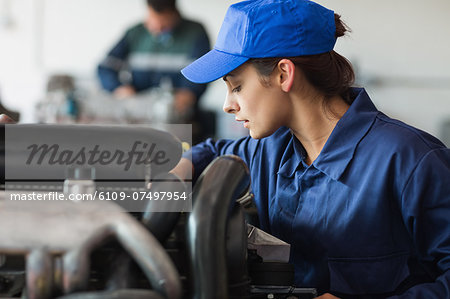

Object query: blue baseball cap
[181,0,336,84]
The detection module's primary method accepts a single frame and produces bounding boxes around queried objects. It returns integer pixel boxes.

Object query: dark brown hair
[146,0,177,13]
[249,14,355,104]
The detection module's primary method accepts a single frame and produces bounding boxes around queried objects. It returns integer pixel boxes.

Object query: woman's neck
[289,94,349,165]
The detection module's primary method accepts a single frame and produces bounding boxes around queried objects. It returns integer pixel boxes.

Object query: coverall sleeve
[183,136,258,183]
[97,34,130,92]
[389,148,450,298]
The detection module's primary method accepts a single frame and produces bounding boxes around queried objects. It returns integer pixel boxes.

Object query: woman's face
[223,64,291,139]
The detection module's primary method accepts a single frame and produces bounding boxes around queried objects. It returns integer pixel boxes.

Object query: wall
[317,0,450,146]
[0,0,449,143]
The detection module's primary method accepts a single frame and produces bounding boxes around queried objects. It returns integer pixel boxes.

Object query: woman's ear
[277,59,295,92]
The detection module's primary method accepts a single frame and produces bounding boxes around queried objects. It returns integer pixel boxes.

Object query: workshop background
[0,0,449,144]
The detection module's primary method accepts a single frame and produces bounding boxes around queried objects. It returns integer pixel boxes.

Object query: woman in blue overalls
[174,0,450,298]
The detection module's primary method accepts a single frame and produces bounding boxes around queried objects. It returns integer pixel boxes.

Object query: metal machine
[0,124,316,299]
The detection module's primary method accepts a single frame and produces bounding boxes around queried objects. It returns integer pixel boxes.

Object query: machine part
[101,169,188,295]
[248,262,294,286]
[249,286,318,299]
[0,255,5,267]
[55,288,164,299]
[247,224,290,263]
[63,167,96,196]
[0,272,25,297]
[187,155,250,299]
[100,248,137,291]
[239,191,260,227]
[26,248,54,299]
[225,204,251,298]
[142,173,187,242]
[0,255,26,297]
[236,189,254,208]
[0,194,182,299]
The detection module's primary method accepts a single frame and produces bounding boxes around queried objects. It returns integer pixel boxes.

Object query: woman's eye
[232,86,241,93]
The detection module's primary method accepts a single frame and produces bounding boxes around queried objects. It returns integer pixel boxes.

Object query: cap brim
[181,49,249,84]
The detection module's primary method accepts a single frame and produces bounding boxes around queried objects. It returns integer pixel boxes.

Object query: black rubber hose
[187,155,250,299]
[141,173,187,242]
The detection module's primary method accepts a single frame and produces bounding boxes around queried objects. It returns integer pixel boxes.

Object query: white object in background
[151,76,174,123]
[63,168,96,197]
[0,0,15,30]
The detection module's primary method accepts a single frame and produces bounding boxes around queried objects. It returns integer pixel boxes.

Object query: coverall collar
[279,88,379,180]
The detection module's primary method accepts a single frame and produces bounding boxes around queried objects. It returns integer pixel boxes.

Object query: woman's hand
[315,293,341,299]
[170,157,194,181]
[0,114,16,123]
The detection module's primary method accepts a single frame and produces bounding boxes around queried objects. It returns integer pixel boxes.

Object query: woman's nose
[223,94,239,114]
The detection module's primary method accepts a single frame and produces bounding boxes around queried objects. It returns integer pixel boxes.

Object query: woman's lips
[236,118,249,128]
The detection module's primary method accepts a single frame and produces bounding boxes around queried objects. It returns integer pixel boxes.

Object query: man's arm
[175,136,257,185]
[173,22,211,101]
[97,35,131,94]
[173,89,196,115]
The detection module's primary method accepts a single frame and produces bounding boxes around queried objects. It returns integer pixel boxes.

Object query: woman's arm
[174,136,257,184]
[389,148,450,298]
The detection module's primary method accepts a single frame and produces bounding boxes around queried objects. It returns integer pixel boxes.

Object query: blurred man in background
[98,0,212,143]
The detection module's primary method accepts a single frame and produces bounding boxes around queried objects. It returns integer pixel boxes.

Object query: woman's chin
[249,129,272,140]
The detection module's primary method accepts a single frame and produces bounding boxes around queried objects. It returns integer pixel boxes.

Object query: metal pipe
[115,220,182,299]
[26,248,53,299]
